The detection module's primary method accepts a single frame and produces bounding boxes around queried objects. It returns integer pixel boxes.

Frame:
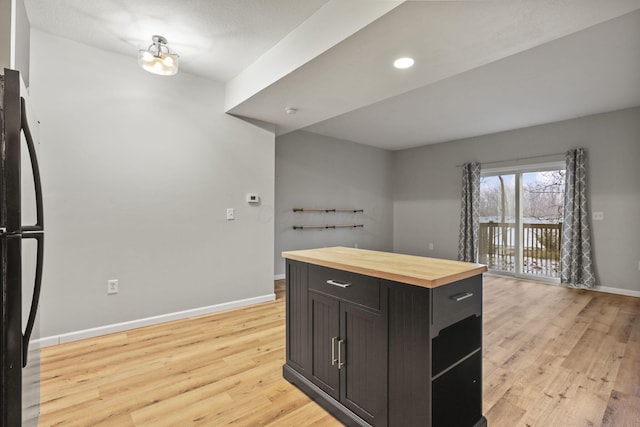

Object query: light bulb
[140,51,153,62]
[393,57,414,69]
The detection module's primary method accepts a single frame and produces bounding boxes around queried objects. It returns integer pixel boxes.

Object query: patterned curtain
[458,162,480,262]
[561,148,596,287]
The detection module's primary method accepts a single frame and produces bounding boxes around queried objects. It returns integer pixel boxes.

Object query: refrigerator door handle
[21,232,44,367]
[20,96,44,232]
[20,95,45,367]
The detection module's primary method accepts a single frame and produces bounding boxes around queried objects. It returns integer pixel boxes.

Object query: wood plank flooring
[38,276,640,426]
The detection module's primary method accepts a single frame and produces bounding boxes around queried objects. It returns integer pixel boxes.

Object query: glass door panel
[479,174,516,273]
[521,171,565,278]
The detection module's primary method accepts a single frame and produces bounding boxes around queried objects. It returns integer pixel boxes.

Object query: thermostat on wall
[246,193,260,204]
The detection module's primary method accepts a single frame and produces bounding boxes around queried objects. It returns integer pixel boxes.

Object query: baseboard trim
[486,272,640,298]
[592,286,640,298]
[36,293,276,348]
[274,274,285,280]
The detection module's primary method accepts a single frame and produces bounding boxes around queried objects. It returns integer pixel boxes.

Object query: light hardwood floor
[38,276,640,426]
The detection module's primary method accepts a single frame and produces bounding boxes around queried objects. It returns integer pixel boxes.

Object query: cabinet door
[340,302,388,426]
[309,291,340,399]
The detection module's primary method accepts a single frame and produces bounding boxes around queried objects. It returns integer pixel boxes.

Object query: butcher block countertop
[282,247,487,289]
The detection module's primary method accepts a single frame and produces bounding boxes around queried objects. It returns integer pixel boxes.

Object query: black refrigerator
[1,68,44,426]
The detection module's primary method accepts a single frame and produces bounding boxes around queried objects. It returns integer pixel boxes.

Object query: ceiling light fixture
[393,57,414,69]
[138,35,179,76]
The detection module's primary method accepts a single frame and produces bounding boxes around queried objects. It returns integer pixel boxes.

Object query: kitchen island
[282,247,488,427]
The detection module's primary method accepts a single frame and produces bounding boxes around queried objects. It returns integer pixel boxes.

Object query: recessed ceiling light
[393,57,414,69]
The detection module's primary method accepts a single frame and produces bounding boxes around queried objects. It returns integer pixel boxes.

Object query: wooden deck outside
[479,222,563,278]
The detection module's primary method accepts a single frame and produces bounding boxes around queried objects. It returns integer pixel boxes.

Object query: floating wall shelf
[293,224,364,230]
[293,208,364,213]
[292,208,364,230]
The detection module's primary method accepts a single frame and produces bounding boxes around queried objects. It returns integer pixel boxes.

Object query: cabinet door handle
[331,337,338,366]
[326,279,351,288]
[450,292,474,302]
[337,339,346,369]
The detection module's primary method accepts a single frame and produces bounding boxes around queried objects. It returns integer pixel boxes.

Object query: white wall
[13,0,30,85]
[1,0,30,81]
[275,131,393,276]
[393,107,640,293]
[30,30,275,338]
[0,0,11,70]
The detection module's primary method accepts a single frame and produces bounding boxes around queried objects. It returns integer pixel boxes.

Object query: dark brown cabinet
[309,291,340,398]
[339,301,387,424]
[285,260,309,376]
[307,264,388,426]
[283,258,486,427]
[432,351,483,427]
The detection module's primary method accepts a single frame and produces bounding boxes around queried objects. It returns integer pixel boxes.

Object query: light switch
[226,208,235,220]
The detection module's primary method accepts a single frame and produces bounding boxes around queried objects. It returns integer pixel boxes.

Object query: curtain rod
[456,151,566,168]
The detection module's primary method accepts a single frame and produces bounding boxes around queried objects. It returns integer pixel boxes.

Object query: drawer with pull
[308,264,380,310]
[431,276,482,336]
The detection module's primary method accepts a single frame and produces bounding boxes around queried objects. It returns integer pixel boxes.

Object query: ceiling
[24,0,640,151]
[24,0,330,82]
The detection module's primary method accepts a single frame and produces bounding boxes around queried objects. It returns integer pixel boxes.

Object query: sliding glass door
[479,164,565,280]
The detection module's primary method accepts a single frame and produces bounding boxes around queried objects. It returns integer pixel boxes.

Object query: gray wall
[14,0,30,85]
[0,0,11,71]
[1,0,30,84]
[30,30,275,337]
[393,107,640,293]
[275,131,393,276]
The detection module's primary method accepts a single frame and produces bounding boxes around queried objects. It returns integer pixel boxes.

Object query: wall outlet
[226,208,235,220]
[429,243,434,250]
[592,211,604,221]
[107,279,118,295]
